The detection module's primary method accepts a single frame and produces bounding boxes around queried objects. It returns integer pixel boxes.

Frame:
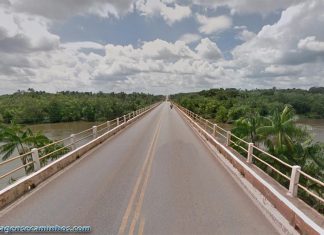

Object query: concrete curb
[0,103,160,210]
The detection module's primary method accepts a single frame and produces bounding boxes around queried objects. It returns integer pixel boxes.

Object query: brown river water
[0,121,100,188]
[26,119,324,143]
[24,119,324,143]
[218,119,324,143]
[28,121,101,140]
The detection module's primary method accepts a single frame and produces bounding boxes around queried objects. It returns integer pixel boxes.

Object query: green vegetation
[172,88,324,213]
[0,89,163,124]
[232,105,324,213]
[0,123,68,175]
[0,89,162,179]
[172,87,324,122]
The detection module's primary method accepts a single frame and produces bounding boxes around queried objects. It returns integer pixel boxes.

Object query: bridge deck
[0,103,278,234]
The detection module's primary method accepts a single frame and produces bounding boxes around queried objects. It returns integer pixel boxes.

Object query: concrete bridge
[0,102,323,235]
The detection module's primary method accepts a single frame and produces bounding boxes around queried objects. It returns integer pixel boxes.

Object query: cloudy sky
[0,0,323,94]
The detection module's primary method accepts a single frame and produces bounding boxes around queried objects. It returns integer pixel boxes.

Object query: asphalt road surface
[0,102,278,235]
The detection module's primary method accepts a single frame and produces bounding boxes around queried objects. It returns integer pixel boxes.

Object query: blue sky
[51,6,280,58]
[0,0,323,94]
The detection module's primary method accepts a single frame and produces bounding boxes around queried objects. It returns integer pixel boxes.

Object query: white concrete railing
[176,103,324,235]
[0,103,159,190]
[175,104,324,205]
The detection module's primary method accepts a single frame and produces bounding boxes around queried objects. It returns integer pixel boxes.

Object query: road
[0,102,278,235]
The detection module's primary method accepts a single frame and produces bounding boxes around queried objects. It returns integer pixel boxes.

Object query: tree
[215,106,228,123]
[257,105,302,153]
[227,106,248,122]
[0,123,51,174]
[232,111,263,144]
[48,100,62,122]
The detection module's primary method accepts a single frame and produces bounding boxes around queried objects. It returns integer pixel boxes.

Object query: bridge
[0,102,323,234]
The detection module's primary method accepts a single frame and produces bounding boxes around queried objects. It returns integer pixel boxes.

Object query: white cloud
[179,33,202,44]
[191,0,305,15]
[228,0,305,15]
[135,0,191,25]
[196,14,232,34]
[0,7,59,53]
[141,39,196,60]
[9,0,135,19]
[264,65,301,76]
[62,41,105,51]
[0,31,232,94]
[195,38,222,60]
[233,0,324,65]
[298,36,324,52]
[8,0,192,25]
[236,29,256,41]
[227,0,324,89]
[1,0,324,95]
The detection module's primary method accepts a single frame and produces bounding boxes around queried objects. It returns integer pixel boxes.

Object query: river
[27,119,324,143]
[296,118,324,143]
[28,121,101,140]
[215,119,324,143]
[0,121,100,188]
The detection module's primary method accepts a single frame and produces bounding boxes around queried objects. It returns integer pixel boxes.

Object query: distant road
[0,102,277,235]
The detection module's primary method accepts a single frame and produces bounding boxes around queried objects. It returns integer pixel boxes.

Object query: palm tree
[0,122,51,174]
[232,111,264,144]
[257,105,304,154]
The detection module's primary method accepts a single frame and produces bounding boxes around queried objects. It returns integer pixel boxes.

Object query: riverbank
[26,119,324,143]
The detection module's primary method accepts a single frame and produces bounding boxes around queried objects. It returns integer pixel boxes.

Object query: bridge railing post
[288,165,301,197]
[92,126,97,139]
[117,118,120,126]
[107,121,110,130]
[31,148,40,171]
[247,143,254,163]
[213,124,217,136]
[226,131,231,146]
[70,134,75,150]
[123,115,126,123]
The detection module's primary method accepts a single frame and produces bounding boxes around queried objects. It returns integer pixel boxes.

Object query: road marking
[118,112,163,235]
[0,107,152,218]
[128,120,161,235]
[138,216,145,235]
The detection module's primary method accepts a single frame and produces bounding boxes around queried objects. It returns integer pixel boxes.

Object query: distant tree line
[171,87,324,123]
[0,90,163,184]
[0,89,163,124]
